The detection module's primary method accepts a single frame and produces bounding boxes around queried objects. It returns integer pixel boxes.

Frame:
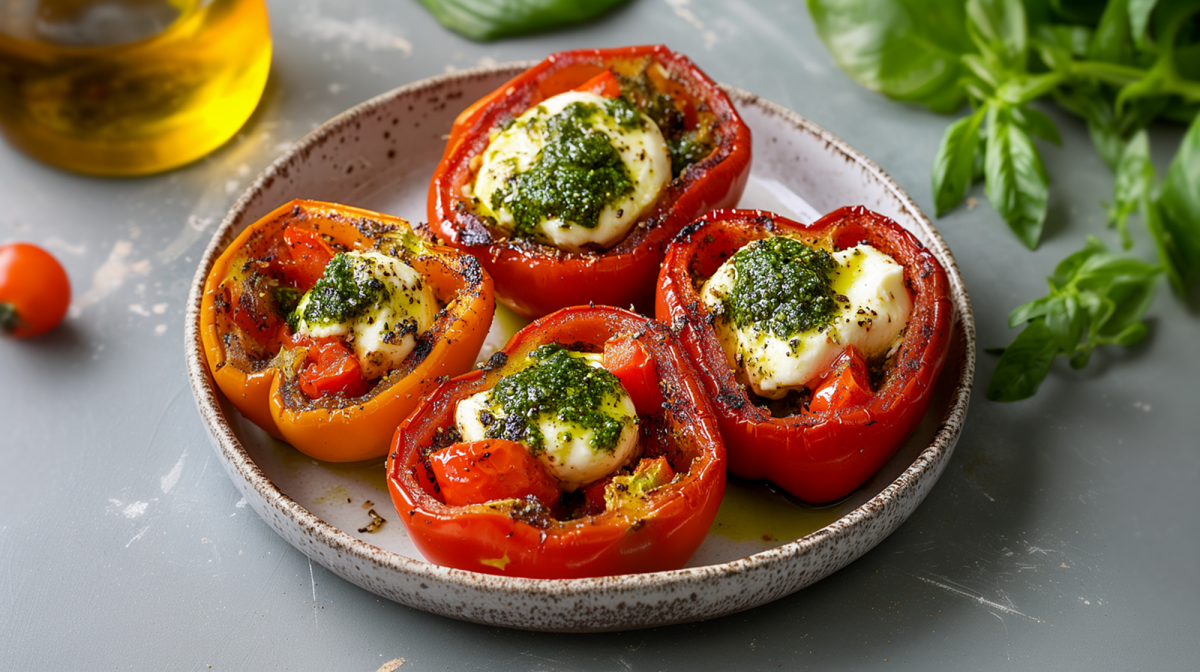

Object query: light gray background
[2,1,1196,670]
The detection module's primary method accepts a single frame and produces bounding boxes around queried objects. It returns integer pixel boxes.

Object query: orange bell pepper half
[199,199,495,462]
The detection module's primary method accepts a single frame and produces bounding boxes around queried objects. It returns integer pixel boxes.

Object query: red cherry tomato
[227,271,284,345]
[430,439,562,509]
[278,226,336,288]
[0,242,71,338]
[298,338,370,398]
[573,69,622,98]
[807,345,874,413]
[602,336,664,415]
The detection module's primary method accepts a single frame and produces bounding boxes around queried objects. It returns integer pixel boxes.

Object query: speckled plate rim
[184,63,976,632]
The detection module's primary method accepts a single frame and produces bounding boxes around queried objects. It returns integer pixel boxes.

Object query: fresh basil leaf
[1095,124,1131,172]
[1115,57,1172,114]
[1001,72,1069,105]
[1175,42,1200,81]
[1109,130,1154,248]
[1160,101,1200,124]
[1054,86,1125,169]
[962,53,1004,93]
[1150,0,1200,41]
[1073,254,1161,292]
[1110,321,1150,345]
[967,0,1029,69]
[1069,349,1092,369]
[1032,24,1092,70]
[985,104,1050,248]
[1117,97,1170,136]
[1099,273,1161,335]
[1128,0,1160,48]
[1044,292,1087,352]
[1076,291,1114,346]
[984,346,1008,355]
[1157,111,1200,291]
[416,0,632,41]
[1012,104,1063,144]
[1143,196,1187,293]
[1050,0,1106,23]
[1049,235,1107,289]
[1008,294,1058,326]
[807,0,974,113]
[1074,290,1105,330]
[1089,0,1134,65]
[973,128,988,182]
[932,107,988,216]
[987,318,1060,401]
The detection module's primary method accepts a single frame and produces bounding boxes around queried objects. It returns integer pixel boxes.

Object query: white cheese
[472,90,670,252]
[455,352,640,491]
[700,241,912,398]
[293,250,437,379]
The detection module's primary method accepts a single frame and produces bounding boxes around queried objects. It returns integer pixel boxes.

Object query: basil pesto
[483,344,627,453]
[667,131,710,178]
[490,100,637,234]
[616,73,714,179]
[725,237,839,340]
[289,252,388,330]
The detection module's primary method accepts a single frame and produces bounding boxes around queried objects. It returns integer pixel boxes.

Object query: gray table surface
[3,1,1197,669]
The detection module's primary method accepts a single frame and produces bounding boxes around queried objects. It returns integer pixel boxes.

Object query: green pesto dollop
[726,237,838,340]
[272,285,302,320]
[288,252,387,331]
[484,344,625,453]
[490,100,637,235]
[616,73,714,179]
[667,131,710,179]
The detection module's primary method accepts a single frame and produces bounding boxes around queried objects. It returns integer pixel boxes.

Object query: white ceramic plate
[184,64,976,632]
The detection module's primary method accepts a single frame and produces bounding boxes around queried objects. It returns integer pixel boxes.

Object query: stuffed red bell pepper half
[655,207,954,503]
[386,306,726,578]
[428,44,752,319]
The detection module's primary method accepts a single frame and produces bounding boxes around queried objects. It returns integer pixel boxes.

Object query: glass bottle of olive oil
[0,0,271,176]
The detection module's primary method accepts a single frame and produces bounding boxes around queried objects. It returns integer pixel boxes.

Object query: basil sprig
[987,236,1161,401]
[810,0,1200,400]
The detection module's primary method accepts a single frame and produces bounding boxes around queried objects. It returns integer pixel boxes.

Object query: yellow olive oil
[0,0,271,175]
[710,477,850,545]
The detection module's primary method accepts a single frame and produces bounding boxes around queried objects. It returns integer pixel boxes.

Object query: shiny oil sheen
[0,0,271,175]
[710,478,851,545]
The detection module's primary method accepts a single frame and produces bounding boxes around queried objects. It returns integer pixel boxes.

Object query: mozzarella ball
[700,240,911,398]
[293,250,437,379]
[455,351,640,492]
[471,91,670,252]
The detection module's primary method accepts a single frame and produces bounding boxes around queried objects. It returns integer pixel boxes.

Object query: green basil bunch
[809,0,1200,400]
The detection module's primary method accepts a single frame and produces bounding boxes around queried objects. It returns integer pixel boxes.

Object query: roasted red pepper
[386,306,726,578]
[199,199,495,462]
[428,45,752,319]
[655,207,954,503]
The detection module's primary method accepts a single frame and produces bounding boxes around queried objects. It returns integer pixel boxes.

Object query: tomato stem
[0,301,25,335]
